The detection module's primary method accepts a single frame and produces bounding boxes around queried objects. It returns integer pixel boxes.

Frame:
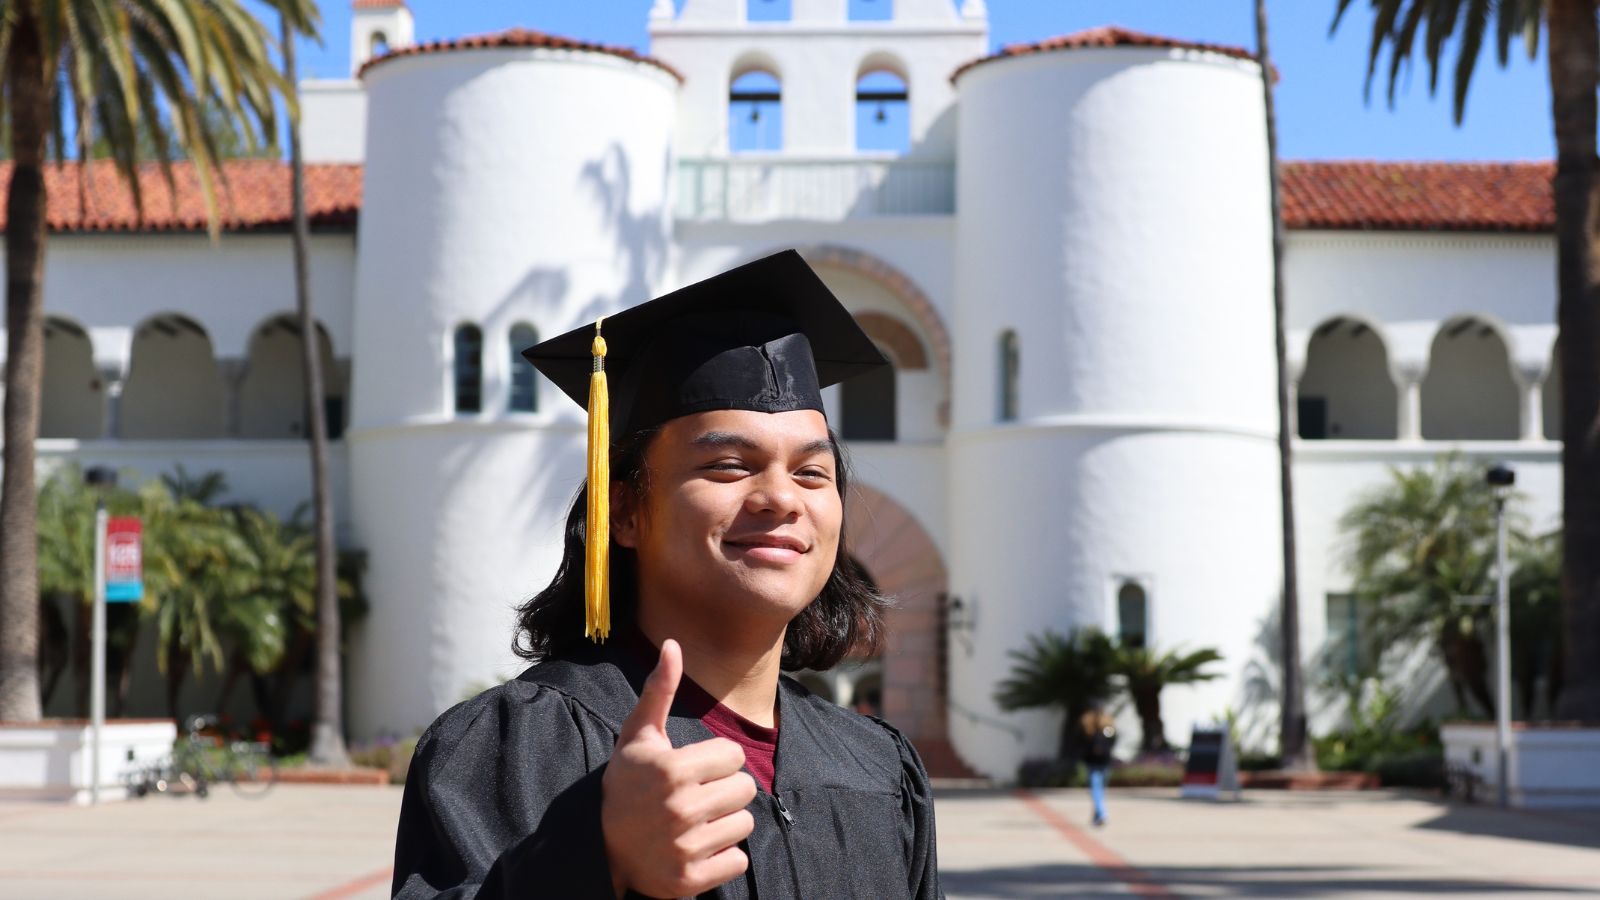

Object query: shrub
[350,735,419,784]
[1108,763,1182,788]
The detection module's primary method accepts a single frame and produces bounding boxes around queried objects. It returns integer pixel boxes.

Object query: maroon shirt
[621,627,779,793]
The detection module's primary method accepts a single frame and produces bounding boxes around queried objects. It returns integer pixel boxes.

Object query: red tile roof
[0,160,361,233]
[952,26,1257,82]
[1282,161,1554,232]
[357,27,683,83]
[352,0,406,8]
[0,159,1558,234]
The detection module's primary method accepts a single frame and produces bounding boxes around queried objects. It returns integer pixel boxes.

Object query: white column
[218,357,250,438]
[1516,365,1547,443]
[97,366,126,440]
[1394,365,1426,443]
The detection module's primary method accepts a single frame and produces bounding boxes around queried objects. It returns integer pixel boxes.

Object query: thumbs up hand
[601,639,758,899]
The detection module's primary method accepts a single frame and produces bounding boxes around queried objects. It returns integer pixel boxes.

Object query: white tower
[948,31,1282,779]
[650,0,985,158]
[301,1,419,163]
[346,32,679,737]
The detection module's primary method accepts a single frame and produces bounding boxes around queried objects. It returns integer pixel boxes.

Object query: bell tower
[351,0,415,76]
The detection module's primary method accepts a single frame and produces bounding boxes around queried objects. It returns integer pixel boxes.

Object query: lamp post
[1486,461,1515,808]
[84,466,116,805]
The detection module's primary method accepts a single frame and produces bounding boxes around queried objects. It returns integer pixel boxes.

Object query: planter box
[1241,771,1380,790]
[1441,722,1600,809]
[0,719,177,804]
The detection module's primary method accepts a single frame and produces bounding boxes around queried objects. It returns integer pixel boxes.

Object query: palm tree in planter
[995,628,1118,763]
[0,0,319,723]
[1339,455,1510,716]
[1114,645,1224,757]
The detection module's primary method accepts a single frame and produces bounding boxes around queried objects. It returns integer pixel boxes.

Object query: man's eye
[707,462,748,472]
[797,468,832,481]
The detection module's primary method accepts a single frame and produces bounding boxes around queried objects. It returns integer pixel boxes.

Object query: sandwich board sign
[1181,726,1239,800]
[104,516,144,603]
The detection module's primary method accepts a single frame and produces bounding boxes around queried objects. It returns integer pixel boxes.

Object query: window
[1324,593,1378,678]
[747,0,792,22]
[855,69,909,153]
[371,31,390,56]
[453,324,483,414]
[729,70,782,152]
[840,357,896,441]
[848,0,893,21]
[998,330,1019,422]
[509,323,539,413]
[1117,581,1148,650]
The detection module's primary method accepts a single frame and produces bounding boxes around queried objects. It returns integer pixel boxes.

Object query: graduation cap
[521,249,889,642]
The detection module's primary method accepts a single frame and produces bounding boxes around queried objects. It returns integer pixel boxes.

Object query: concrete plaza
[0,785,1595,898]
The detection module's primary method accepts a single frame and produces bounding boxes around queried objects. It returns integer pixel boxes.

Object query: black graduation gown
[391,640,942,899]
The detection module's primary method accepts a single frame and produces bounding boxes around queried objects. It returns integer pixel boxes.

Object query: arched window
[41,318,100,439]
[997,329,1020,422]
[123,314,225,439]
[1117,581,1148,650]
[453,324,483,415]
[1421,317,1518,440]
[849,0,893,20]
[371,31,390,57]
[1297,317,1397,440]
[856,69,909,153]
[840,352,896,441]
[747,0,792,21]
[509,323,539,413]
[729,70,782,153]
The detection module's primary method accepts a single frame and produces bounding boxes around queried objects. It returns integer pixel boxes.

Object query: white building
[6,0,1566,781]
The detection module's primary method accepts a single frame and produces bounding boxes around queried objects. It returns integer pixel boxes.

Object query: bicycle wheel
[226,742,278,799]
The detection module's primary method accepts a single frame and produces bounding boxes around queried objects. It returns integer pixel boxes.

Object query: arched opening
[849,0,894,21]
[453,324,483,415]
[41,317,100,439]
[122,314,223,439]
[509,323,540,413]
[840,352,897,441]
[370,31,390,57]
[729,69,782,153]
[747,0,792,21]
[856,67,909,153]
[997,329,1020,422]
[1297,317,1398,440]
[1421,317,1519,440]
[1117,581,1149,650]
[844,484,950,753]
[239,315,344,439]
[1544,341,1563,441]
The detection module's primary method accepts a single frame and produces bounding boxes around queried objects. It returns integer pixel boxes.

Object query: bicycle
[124,714,279,800]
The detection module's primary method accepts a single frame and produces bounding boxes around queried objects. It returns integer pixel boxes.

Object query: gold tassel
[585,318,611,642]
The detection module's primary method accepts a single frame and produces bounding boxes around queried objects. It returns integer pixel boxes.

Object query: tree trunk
[1131,683,1167,755]
[282,16,348,766]
[1255,0,1313,768]
[0,12,51,723]
[1549,0,1600,723]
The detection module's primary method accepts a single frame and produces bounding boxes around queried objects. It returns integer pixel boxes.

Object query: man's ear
[611,481,640,549]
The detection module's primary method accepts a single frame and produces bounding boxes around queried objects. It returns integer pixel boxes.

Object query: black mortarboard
[519,249,888,641]
[522,249,887,435]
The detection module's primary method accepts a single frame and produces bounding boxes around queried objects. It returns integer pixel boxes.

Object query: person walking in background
[1081,705,1117,827]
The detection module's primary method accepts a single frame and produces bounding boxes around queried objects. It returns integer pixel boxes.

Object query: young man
[392,251,942,899]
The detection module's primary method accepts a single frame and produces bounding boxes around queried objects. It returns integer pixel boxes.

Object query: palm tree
[277,8,347,768]
[994,628,1118,762]
[1332,0,1600,723]
[1339,455,1511,715]
[1114,645,1224,756]
[1255,0,1313,772]
[0,0,320,723]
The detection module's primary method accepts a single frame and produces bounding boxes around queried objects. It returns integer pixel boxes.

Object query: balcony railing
[676,156,955,222]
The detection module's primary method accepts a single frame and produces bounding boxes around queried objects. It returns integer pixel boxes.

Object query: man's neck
[635,608,785,728]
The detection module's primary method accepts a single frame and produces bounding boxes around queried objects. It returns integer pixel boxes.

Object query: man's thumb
[621,638,681,743]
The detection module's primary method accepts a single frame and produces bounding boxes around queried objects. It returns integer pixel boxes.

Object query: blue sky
[292,1,1554,161]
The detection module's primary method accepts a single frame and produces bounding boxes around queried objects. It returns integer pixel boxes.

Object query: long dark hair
[512,426,888,671]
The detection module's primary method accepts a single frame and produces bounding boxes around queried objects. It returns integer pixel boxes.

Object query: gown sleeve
[391,684,620,899]
[890,725,943,900]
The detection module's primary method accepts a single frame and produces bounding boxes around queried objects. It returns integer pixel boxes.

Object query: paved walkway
[1,785,1597,898]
